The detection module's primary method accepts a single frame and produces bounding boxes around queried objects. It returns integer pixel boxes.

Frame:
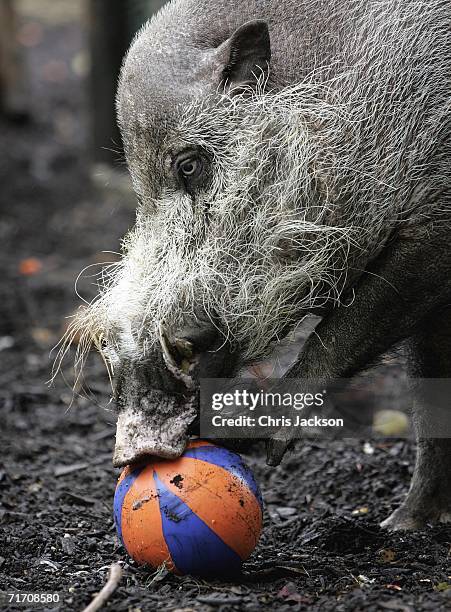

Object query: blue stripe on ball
[183,446,263,510]
[153,471,242,576]
[114,466,144,546]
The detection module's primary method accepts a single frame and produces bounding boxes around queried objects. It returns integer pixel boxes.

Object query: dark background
[0,2,449,610]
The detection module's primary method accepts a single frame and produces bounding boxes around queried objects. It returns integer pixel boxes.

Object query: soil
[0,4,450,612]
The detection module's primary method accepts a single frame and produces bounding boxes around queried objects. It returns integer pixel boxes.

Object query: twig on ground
[82,563,123,612]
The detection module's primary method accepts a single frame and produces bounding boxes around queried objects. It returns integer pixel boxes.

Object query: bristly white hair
[56,79,362,377]
[55,0,450,380]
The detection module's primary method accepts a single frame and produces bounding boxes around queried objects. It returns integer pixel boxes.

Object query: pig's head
[70,17,356,466]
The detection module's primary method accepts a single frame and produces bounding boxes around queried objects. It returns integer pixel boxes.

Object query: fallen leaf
[19,257,42,276]
[373,410,409,436]
[385,584,402,591]
[277,581,311,603]
[278,582,297,597]
[379,548,396,563]
[434,582,450,592]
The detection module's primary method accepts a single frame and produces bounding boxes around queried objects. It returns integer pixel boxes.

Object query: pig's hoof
[380,508,422,531]
[381,504,451,531]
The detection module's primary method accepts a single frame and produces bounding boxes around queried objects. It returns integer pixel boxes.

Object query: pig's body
[70,0,451,530]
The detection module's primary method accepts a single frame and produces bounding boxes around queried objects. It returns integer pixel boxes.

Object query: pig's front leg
[267,223,451,529]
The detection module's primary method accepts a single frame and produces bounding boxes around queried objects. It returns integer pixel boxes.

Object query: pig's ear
[213,20,271,92]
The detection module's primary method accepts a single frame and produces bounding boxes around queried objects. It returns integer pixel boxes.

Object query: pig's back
[154,0,450,91]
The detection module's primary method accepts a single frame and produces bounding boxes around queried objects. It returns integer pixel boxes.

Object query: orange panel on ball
[121,465,177,572]
[155,457,262,560]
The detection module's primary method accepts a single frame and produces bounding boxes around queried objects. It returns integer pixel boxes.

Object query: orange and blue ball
[114,440,263,576]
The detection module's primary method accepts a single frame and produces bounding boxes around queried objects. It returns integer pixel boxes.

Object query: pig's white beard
[59,81,356,374]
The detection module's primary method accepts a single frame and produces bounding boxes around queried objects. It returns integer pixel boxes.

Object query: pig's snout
[112,321,238,467]
[112,357,197,467]
[113,400,196,467]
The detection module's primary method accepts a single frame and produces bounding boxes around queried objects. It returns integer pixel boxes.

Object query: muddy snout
[113,322,237,467]
[113,390,198,467]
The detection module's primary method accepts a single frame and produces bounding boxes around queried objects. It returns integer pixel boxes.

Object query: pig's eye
[179,156,202,178]
[174,151,204,187]
[173,150,209,194]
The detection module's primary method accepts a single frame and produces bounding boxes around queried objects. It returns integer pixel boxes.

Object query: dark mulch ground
[1,4,450,611]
